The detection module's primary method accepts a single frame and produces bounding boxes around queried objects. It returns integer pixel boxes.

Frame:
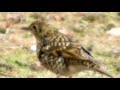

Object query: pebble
[30,45,37,52]
[107,28,120,36]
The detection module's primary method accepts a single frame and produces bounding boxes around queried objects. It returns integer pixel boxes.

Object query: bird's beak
[20,26,30,31]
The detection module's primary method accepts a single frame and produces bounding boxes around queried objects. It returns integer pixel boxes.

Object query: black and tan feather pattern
[21,18,114,78]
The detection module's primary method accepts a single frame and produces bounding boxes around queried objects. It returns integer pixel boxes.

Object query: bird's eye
[32,25,42,33]
[33,25,37,30]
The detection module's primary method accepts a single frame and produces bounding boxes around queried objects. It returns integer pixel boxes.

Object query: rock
[6,13,26,24]
[15,61,28,67]
[0,60,13,70]
[112,50,120,58]
[0,27,10,34]
[48,14,65,21]
[113,64,120,72]
[30,45,37,52]
[86,46,93,52]
[106,23,116,30]
[30,61,44,71]
[5,28,10,34]
[107,28,120,36]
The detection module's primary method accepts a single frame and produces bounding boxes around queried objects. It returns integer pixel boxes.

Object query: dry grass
[0,12,120,78]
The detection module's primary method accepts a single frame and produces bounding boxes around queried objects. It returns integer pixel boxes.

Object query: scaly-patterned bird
[21,18,114,78]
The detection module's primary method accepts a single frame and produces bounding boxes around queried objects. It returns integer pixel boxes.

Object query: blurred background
[0,12,120,78]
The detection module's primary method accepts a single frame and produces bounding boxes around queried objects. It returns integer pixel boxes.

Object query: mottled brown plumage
[21,18,114,78]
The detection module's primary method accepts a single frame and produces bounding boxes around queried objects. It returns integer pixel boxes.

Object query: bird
[21,18,114,78]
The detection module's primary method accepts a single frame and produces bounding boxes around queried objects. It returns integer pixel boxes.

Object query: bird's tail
[93,67,114,78]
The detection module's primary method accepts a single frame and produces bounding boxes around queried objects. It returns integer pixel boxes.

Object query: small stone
[15,61,28,67]
[30,61,44,71]
[30,45,37,52]
[107,28,120,36]
[5,28,10,34]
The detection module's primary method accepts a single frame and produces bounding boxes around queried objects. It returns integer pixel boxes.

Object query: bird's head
[21,18,54,39]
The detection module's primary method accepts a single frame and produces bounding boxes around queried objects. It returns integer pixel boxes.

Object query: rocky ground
[0,12,120,78]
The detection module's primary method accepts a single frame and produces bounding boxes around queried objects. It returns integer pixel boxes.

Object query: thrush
[21,18,114,78]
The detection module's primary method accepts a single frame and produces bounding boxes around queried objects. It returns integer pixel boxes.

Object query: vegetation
[0,12,120,78]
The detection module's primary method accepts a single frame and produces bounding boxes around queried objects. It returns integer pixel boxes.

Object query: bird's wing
[61,44,100,68]
[41,32,113,78]
[42,33,100,68]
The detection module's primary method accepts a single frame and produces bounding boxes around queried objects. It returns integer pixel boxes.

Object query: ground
[0,12,120,78]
